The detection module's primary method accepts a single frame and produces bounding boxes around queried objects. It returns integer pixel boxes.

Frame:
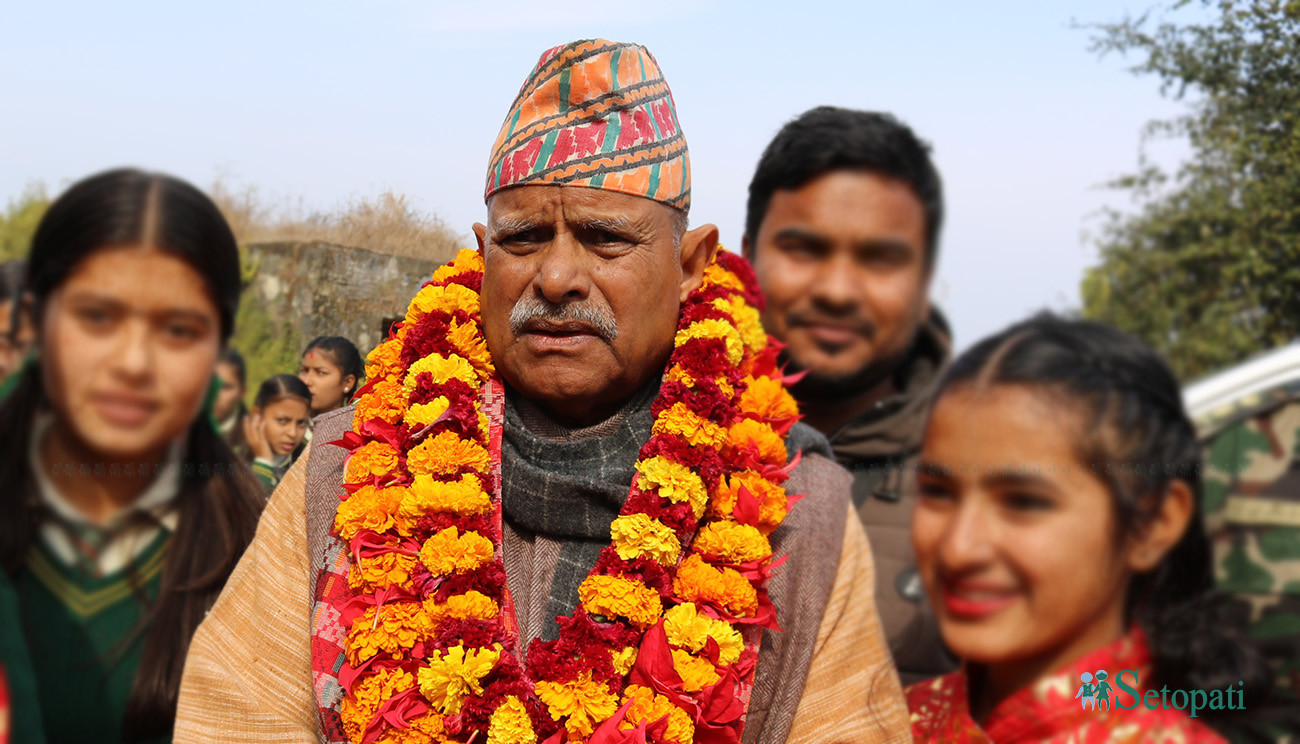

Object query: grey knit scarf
[499,379,659,640]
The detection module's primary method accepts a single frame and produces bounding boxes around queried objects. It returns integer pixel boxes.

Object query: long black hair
[0,168,264,741]
[934,313,1272,734]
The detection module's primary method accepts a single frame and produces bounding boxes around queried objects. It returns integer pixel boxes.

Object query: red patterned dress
[906,630,1226,743]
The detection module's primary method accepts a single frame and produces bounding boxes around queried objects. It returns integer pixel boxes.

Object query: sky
[1,0,1199,351]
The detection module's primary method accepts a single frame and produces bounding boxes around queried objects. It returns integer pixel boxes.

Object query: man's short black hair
[744,106,944,267]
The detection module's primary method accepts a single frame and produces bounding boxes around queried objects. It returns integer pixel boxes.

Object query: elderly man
[742,107,955,685]
[175,41,908,744]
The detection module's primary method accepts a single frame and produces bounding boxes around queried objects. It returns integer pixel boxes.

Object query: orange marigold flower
[534,671,619,740]
[398,474,491,528]
[662,602,744,666]
[673,555,759,619]
[609,513,681,564]
[726,419,786,465]
[611,646,638,676]
[664,365,695,388]
[407,430,490,478]
[701,263,746,295]
[419,527,495,576]
[353,379,408,430]
[425,590,500,625]
[365,338,406,381]
[404,282,480,325]
[404,396,450,428]
[710,471,789,535]
[431,248,484,283]
[651,402,728,450]
[670,648,721,693]
[346,441,401,484]
[476,409,491,446]
[404,353,480,393]
[578,574,663,629]
[692,521,772,565]
[375,710,445,744]
[711,296,767,354]
[619,684,694,743]
[674,319,743,366]
[349,550,419,592]
[447,319,494,378]
[487,695,536,744]
[346,601,433,667]
[634,456,708,518]
[737,375,799,422]
[340,668,417,744]
[334,485,406,541]
[417,644,500,715]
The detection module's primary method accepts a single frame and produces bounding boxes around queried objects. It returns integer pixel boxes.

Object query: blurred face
[0,301,36,381]
[475,185,714,425]
[41,245,222,460]
[912,385,1130,675]
[747,170,931,391]
[213,361,244,422]
[299,349,353,415]
[257,397,310,456]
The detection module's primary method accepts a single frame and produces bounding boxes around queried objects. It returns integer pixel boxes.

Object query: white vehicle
[1183,340,1300,437]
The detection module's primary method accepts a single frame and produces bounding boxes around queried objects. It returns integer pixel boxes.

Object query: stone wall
[244,241,441,357]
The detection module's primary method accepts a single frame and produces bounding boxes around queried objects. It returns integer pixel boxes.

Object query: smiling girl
[242,374,311,495]
[905,315,1269,743]
[0,169,264,744]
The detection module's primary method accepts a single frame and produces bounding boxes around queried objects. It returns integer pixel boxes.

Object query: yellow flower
[419,527,495,576]
[402,396,449,428]
[334,485,406,541]
[404,353,481,393]
[346,601,433,667]
[404,282,481,325]
[674,319,743,366]
[349,550,419,592]
[619,685,694,744]
[737,375,799,422]
[671,648,721,693]
[701,263,746,294]
[488,695,537,744]
[710,471,789,535]
[726,419,787,464]
[346,441,401,484]
[578,574,663,629]
[353,379,408,430]
[663,602,744,666]
[651,402,729,450]
[664,365,695,388]
[692,521,772,565]
[634,456,708,518]
[407,430,490,478]
[476,409,491,446]
[398,474,492,529]
[365,338,406,381]
[673,555,759,619]
[611,646,638,676]
[417,644,500,714]
[447,319,494,378]
[426,590,500,624]
[712,296,767,354]
[341,668,417,744]
[609,514,681,564]
[534,672,619,740]
[431,248,484,283]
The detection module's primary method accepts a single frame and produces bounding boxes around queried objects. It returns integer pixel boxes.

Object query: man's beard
[781,344,911,402]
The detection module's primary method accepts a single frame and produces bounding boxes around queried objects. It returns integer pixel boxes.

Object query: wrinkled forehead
[484,185,674,237]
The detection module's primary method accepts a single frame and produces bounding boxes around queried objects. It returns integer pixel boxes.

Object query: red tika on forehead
[485,39,692,213]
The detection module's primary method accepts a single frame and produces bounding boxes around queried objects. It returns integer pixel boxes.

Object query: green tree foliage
[231,247,303,407]
[1081,0,1300,380]
[0,184,49,262]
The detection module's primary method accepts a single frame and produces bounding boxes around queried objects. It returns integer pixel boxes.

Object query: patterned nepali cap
[484,39,691,212]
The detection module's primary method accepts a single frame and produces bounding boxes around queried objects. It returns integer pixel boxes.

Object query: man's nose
[534,228,592,304]
[810,252,861,312]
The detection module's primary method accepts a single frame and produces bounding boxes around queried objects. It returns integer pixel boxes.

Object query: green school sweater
[16,532,172,744]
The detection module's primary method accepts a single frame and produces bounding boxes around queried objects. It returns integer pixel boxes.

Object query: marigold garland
[330,246,804,743]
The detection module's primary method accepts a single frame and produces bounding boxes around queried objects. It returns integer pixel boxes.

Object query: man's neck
[796,374,898,436]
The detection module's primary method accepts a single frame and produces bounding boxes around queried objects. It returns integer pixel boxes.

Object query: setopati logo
[1075,669,1246,718]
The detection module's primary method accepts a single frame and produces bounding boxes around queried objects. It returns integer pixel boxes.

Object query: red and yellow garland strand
[332,247,802,744]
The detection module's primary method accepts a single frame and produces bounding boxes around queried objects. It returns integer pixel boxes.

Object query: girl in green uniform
[0,169,264,744]
[241,373,312,495]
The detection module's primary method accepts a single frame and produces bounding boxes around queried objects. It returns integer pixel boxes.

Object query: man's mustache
[508,296,620,341]
[788,309,875,338]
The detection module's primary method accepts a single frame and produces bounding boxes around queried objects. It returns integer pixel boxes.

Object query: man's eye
[165,323,202,341]
[76,306,114,327]
[1003,492,1054,512]
[917,481,955,502]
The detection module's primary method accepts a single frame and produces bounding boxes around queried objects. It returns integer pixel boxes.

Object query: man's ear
[473,223,488,252]
[740,234,754,262]
[1126,479,1195,573]
[679,223,720,303]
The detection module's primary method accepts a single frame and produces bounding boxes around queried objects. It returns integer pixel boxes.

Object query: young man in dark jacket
[743,106,956,684]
